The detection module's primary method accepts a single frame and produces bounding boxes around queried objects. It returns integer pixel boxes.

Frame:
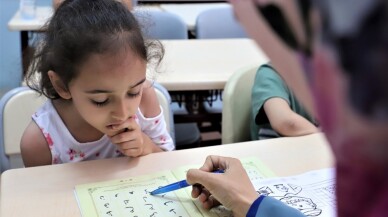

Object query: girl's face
[67,49,146,136]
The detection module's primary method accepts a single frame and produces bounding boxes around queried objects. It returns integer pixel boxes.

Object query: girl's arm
[138,81,174,152]
[139,80,162,119]
[20,121,52,167]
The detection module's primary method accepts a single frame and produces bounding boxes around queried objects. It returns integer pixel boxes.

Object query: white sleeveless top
[32,101,174,164]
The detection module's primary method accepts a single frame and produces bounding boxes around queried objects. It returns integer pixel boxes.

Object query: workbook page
[172,157,276,217]
[74,157,275,217]
[75,171,202,217]
[251,168,336,217]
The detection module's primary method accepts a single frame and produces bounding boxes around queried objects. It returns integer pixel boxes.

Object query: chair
[0,84,175,172]
[195,6,248,137]
[170,102,201,150]
[0,87,46,172]
[195,6,247,39]
[134,9,201,149]
[134,10,188,40]
[222,65,258,144]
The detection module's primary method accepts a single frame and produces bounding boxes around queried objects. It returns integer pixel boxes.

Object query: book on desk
[74,157,335,217]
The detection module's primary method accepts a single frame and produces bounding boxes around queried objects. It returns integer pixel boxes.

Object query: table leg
[20,31,34,76]
[21,31,29,51]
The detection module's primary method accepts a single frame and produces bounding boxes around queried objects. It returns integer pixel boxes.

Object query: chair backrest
[195,6,247,39]
[134,10,188,40]
[222,65,258,144]
[0,84,175,172]
[0,87,47,172]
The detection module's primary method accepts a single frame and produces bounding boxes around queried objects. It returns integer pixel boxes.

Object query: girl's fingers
[118,146,142,157]
[111,117,139,131]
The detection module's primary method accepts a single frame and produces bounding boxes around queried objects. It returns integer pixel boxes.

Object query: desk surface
[155,38,268,91]
[1,133,334,217]
[7,6,53,31]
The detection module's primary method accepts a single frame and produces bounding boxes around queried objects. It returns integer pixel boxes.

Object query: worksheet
[75,157,275,217]
[252,168,336,217]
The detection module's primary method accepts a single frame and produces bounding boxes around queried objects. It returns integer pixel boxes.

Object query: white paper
[251,168,336,217]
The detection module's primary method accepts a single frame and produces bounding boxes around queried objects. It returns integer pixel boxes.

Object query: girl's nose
[111,99,129,121]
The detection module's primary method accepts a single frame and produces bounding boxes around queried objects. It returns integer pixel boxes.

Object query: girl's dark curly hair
[26,0,164,99]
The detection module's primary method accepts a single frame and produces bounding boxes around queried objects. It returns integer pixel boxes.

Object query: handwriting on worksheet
[76,171,202,217]
[75,157,275,217]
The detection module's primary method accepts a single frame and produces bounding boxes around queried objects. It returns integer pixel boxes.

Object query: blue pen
[149,169,224,195]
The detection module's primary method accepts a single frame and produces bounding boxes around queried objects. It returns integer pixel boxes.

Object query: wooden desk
[1,133,334,217]
[156,39,268,91]
[159,3,230,30]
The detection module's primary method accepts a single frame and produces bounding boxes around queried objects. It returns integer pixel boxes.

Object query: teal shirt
[250,64,315,140]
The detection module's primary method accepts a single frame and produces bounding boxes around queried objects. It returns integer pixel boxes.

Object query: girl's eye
[91,99,109,107]
[127,91,141,98]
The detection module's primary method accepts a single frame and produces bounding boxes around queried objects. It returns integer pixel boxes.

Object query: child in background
[21,0,174,167]
[251,64,318,140]
[188,0,388,217]
[250,3,318,140]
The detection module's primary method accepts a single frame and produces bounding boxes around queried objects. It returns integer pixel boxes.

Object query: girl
[21,0,174,167]
[52,0,133,10]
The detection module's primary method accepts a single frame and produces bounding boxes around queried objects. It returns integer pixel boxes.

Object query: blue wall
[0,0,51,90]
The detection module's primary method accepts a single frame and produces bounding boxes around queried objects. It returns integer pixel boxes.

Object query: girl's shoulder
[139,81,161,118]
[20,120,52,166]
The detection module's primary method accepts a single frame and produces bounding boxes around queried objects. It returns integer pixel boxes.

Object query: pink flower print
[67,148,76,161]
[39,128,54,148]
[67,148,76,155]
[45,133,54,147]
[53,156,59,164]
[154,119,159,125]
[67,148,85,161]
[160,135,166,143]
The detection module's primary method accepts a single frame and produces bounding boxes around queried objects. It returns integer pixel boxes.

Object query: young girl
[21,0,174,167]
[52,0,133,10]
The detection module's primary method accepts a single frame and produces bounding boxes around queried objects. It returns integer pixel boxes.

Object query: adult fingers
[199,155,229,172]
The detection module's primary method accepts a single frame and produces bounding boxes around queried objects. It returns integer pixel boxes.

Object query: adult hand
[108,117,155,157]
[186,156,259,217]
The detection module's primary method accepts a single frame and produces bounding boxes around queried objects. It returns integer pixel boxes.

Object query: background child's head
[27,0,163,99]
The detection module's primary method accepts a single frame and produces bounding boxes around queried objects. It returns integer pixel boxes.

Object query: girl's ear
[48,70,72,100]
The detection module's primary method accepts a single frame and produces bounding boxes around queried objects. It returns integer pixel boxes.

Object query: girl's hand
[108,117,158,157]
